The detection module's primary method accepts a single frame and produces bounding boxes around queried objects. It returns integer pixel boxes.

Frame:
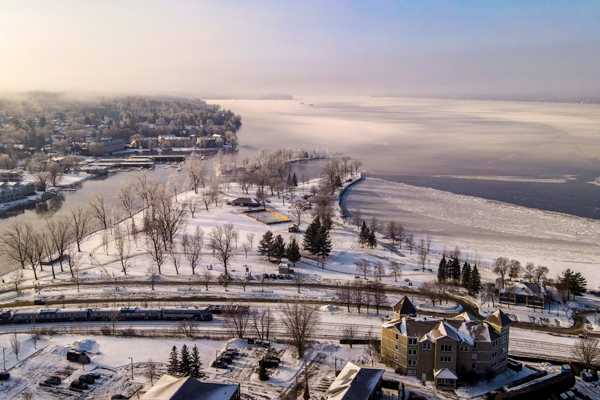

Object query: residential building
[0,169,24,182]
[324,361,384,400]
[159,135,193,148]
[141,375,239,400]
[499,281,545,308]
[0,181,36,203]
[381,297,512,389]
[131,136,159,149]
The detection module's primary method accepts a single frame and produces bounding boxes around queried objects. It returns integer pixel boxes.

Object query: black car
[0,372,9,381]
[224,348,239,356]
[218,355,233,364]
[269,274,277,279]
[260,358,279,369]
[33,299,46,305]
[277,274,284,279]
[70,380,89,390]
[87,372,101,379]
[40,376,62,387]
[211,360,228,369]
[79,374,95,384]
[111,395,128,400]
[262,273,269,280]
[265,356,281,363]
[285,274,292,279]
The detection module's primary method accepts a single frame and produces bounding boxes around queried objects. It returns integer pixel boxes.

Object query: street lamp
[129,357,134,380]
[3,348,5,371]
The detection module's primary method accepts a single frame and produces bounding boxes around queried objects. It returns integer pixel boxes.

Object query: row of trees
[336,279,389,314]
[492,257,549,288]
[167,344,203,378]
[437,256,482,295]
[257,231,301,265]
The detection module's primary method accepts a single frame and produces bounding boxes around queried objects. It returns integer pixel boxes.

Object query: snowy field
[344,177,600,288]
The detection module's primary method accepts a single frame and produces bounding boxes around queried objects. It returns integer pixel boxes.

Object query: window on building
[408,359,417,366]
[493,340,498,347]
[396,334,399,340]
[422,342,431,350]
[395,344,399,350]
[472,353,478,360]
[492,351,497,358]
[441,344,453,352]
[395,355,398,360]
[440,356,452,362]
[473,342,478,349]
[459,345,469,352]
[408,338,417,345]
[472,363,476,369]
[408,349,417,356]
[492,361,497,368]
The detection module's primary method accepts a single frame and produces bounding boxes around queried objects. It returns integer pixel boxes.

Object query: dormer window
[422,342,431,350]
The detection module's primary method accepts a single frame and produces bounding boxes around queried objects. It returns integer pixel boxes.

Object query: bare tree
[351,160,363,176]
[337,281,353,312]
[389,260,402,282]
[170,246,181,275]
[136,174,160,210]
[252,308,273,340]
[426,234,432,252]
[209,223,237,275]
[405,234,414,254]
[235,274,249,292]
[65,245,83,279]
[144,213,165,274]
[352,279,366,313]
[493,257,510,288]
[199,268,212,291]
[373,261,386,279]
[184,155,208,193]
[343,324,358,348]
[223,307,250,339]
[9,269,24,293]
[279,303,320,359]
[246,233,255,248]
[146,360,159,385]
[177,320,197,338]
[87,192,109,229]
[242,242,251,258]
[0,221,33,270]
[187,197,201,218]
[386,221,404,246]
[117,182,137,217]
[369,280,388,314]
[572,338,600,370]
[294,273,307,293]
[421,280,439,306]
[508,260,522,280]
[114,226,133,275]
[182,227,204,274]
[418,239,429,272]
[290,200,306,227]
[354,258,371,278]
[523,262,536,281]
[147,264,159,290]
[30,330,41,350]
[70,205,94,252]
[46,215,72,273]
[10,333,21,361]
[167,174,184,199]
[321,158,341,194]
[255,186,268,209]
[534,265,549,284]
[352,209,363,228]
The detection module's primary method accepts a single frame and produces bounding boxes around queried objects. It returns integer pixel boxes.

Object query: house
[288,224,299,233]
[325,362,384,400]
[141,375,239,400]
[381,297,512,389]
[230,198,261,207]
[0,181,36,203]
[499,281,545,308]
[278,262,293,274]
[0,169,24,182]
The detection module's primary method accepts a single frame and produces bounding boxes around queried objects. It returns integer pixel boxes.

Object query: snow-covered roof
[452,312,479,322]
[393,296,417,316]
[141,375,238,400]
[325,362,384,400]
[434,368,458,380]
[484,310,513,333]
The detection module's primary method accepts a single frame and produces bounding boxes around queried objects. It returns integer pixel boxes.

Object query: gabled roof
[141,375,238,400]
[452,312,479,322]
[430,322,460,341]
[393,296,417,316]
[325,362,384,400]
[484,309,513,332]
[434,368,458,380]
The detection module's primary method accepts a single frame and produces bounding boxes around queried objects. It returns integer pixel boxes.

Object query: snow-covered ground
[344,177,600,288]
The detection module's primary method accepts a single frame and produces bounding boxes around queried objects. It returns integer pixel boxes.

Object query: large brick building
[381,297,512,389]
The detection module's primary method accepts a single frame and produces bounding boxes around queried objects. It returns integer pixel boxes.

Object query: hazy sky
[1,1,599,97]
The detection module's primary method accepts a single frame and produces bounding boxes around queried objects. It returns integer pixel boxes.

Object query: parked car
[111,395,128,400]
[285,274,292,279]
[211,360,228,369]
[277,274,284,279]
[79,374,95,384]
[256,340,271,348]
[87,372,101,379]
[67,350,90,364]
[223,350,238,358]
[269,274,277,279]
[224,348,239,356]
[218,355,233,364]
[70,380,89,390]
[0,372,9,381]
[33,299,46,305]
[260,358,279,369]
[265,356,281,363]
[262,273,269,280]
[40,376,62,387]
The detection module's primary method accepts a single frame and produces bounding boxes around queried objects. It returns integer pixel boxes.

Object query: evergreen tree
[358,221,369,247]
[559,269,587,299]
[367,229,377,249]
[179,344,192,376]
[303,217,321,255]
[292,172,298,187]
[316,226,332,258]
[469,265,482,295]
[461,262,471,288]
[190,345,203,378]
[270,234,286,263]
[258,231,274,260]
[167,346,179,375]
[286,174,293,187]
[449,256,461,284]
[286,237,301,266]
[437,256,447,283]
